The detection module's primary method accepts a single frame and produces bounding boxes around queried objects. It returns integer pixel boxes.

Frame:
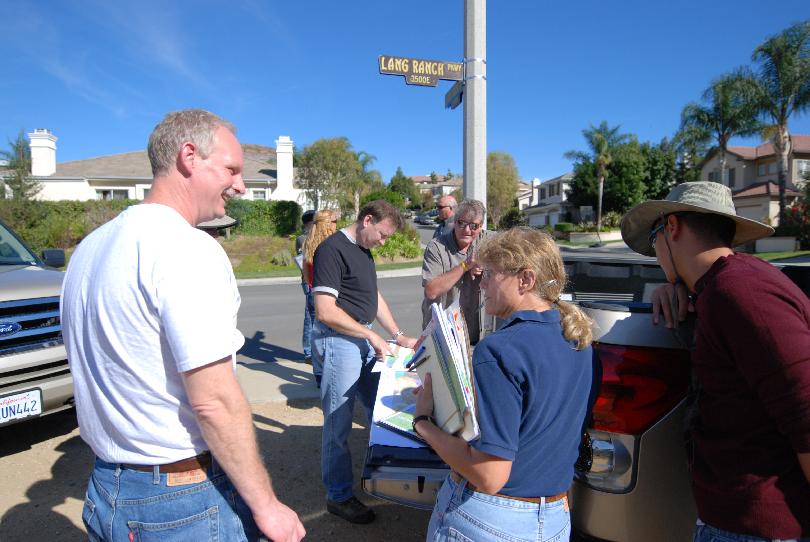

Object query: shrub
[498,207,526,230]
[601,211,623,229]
[778,202,810,249]
[372,230,421,261]
[271,248,293,266]
[554,222,574,233]
[225,199,302,236]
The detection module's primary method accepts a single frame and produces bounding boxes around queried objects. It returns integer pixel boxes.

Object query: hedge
[0,198,303,254]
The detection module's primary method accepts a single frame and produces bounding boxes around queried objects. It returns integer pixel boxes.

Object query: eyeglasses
[455,219,482,231]
[649,222,665,250]
[436,205,452,210]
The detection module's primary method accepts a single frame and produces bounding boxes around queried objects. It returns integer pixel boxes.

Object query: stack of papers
[371,301,479,446]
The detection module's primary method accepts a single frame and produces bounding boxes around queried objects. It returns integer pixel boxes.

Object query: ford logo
[0,322,22,338]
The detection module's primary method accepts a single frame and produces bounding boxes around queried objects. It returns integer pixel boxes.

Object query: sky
[1,1,809,183]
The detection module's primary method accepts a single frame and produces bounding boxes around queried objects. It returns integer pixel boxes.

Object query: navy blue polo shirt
[471,309,593,497]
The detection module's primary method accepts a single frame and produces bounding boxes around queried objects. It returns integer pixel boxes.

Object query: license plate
[0,388,43,425]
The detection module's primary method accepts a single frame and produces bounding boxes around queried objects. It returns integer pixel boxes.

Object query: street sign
[445,80,464,109]
[378,55,463,87]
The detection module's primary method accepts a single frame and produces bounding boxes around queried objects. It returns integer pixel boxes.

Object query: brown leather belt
[124,451,212,473]
[450,471,567,504]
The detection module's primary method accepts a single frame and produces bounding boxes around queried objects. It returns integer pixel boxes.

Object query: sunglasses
[437,205,454,210]
[455,219,482,231]
[649,222,665,249]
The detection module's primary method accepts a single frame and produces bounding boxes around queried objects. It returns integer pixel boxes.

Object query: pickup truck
[363,251,810,542]
[0,219,71,428]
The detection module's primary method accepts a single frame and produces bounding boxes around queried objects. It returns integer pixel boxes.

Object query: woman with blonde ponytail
[414,227,593,542]
[301,209,338,386]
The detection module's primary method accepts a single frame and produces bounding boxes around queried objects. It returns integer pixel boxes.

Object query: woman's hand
[413,372,435,418]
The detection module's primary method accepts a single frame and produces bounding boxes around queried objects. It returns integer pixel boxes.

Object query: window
[252,190,266,200]
[797,159,810,176]
[727,168,736,187]
[708,171,716,182]
[757,164,766,176]
[96,189,129,201]
[768,162,777,174]
[540,188,547,200]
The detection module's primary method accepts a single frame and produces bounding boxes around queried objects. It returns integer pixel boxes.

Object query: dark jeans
[301,282,315,359]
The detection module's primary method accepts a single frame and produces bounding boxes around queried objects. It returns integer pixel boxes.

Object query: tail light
[592,343,691,435]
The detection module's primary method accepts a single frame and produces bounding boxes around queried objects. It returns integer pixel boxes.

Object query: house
[410,174,463,198]
[699,135,809,224]
[2,129,308,205]
[516,178,539,210]
[522,172,573,227]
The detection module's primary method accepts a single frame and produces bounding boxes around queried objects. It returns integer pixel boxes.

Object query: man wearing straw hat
[621,181,810,541]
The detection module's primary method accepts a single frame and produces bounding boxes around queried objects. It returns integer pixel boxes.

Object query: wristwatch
[412,415,436,436]
[392,329,404,340]
[459,260,468,272]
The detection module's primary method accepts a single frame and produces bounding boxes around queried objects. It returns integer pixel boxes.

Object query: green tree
[296,137,361,211]
[750,21,810,224]
[680,71,761,186]
[444,169,455,182]
[673,123,711,183]
[347,150,379,216]
[430,171,439,183]
[486,151,519,228]
[565,121,631,237]
[389,166,420,205]
[567,140,649,217]
[0,131,42,200]
[361,188,405,209]
[640,138,678,200]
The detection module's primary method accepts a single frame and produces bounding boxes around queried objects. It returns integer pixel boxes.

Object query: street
[0,275,430,542]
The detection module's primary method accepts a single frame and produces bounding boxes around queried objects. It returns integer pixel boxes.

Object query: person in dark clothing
[296,209,315,363]
[621,181,810,541]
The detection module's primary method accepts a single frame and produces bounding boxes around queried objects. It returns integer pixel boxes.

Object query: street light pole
[463,0,486,206]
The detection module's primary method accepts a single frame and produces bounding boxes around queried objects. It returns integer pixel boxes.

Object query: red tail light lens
[591,343,691,435]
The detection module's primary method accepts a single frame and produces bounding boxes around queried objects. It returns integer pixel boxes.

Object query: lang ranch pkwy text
[378,55,463,86]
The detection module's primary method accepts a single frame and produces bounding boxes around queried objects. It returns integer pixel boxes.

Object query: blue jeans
[301,282,314,360]
[312,320,380,502]
[82,457,259,541]
[427,475,571,542]
[694,522,810,542]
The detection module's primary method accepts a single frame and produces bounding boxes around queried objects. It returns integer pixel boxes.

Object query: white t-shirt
[61,204,244,464]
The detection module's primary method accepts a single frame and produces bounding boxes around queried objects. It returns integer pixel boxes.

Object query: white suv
[0,219,71,428]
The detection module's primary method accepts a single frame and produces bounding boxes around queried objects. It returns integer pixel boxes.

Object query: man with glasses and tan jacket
[422,199,491,344]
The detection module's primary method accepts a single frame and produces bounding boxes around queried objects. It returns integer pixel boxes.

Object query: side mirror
[41,249,66,268]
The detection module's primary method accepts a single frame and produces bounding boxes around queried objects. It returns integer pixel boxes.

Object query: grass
[755,250,810,262]
[222,234,422,279]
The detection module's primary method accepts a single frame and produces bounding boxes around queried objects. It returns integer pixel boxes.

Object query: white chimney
[28,129,58,176]
[274,135,294,196]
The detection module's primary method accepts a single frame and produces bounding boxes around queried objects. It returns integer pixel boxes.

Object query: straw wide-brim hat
[621,181,774,257]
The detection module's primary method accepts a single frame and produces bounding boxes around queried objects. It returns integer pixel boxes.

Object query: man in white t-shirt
[60,109,305,542]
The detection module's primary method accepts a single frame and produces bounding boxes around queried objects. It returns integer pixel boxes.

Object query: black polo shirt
[312,230,378,324]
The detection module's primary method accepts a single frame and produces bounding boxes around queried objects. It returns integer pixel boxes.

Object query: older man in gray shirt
[421,199,490,345]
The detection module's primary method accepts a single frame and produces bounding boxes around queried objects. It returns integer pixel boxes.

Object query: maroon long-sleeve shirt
[691,253,810,538]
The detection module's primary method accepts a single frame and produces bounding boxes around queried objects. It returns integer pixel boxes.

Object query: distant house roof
[541,172,574,185]
[48,143,278,181]
[705,134,810,164]
[732,181,801,199]
[410,174,462,185]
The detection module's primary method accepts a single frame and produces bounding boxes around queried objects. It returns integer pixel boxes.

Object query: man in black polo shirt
[311,200,417,524]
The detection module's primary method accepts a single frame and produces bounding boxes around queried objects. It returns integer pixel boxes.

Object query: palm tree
[565,121,630,240]
[750,21,810,225]
[350,150,377,216]
[679,70,762,187]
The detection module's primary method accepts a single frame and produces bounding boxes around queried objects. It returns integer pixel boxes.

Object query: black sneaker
[326,496,375,524]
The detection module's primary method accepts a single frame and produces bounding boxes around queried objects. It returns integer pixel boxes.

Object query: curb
[236,266,422,287]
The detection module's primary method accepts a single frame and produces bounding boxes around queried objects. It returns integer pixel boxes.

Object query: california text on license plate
[0,388,43,425]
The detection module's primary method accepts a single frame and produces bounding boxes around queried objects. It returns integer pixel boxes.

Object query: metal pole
[463,0,486,207]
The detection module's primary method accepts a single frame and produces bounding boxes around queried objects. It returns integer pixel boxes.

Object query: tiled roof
[409,175,461,184]
[49,144,277,180]
[732,181,801,198]
[720,134,810,161]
